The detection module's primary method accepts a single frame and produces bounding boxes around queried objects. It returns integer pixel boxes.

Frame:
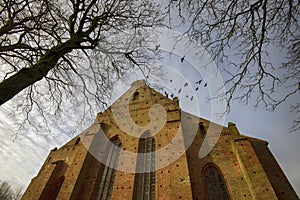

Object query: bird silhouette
[170,79,173,82]
[184,82,188,87]
[178,88,182,94]
[195,80,202,84]
[204,82,207,87]
[171,94,174,98]
[190,96,193,101]
[195,87,198,91]
[186,95,189,98]
[181,56,185,63]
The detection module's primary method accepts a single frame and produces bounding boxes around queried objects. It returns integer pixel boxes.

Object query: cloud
[0,106,72,190]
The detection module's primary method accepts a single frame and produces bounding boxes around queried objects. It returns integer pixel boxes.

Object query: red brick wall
[22,82,299,200]
[251,140,299,199]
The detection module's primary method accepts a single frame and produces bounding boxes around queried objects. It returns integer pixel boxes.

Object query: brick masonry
[21,80,299,200]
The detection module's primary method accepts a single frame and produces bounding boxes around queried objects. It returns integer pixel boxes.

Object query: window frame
[133,131,156,200]
[202,164,231,200]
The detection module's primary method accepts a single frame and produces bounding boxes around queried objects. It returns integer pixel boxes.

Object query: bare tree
[0,180,22,200]
[166,0,300,131]
[0,0,163,134]
[1,0,299,134]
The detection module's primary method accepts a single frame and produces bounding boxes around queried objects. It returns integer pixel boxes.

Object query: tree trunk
[0,41,75,105]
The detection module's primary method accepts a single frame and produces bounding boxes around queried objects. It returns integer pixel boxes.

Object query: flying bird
[178,88,182,94]
[186,95,189,98]
[170,79,173,82]
[190,96,194,101]
[184,82,188,87]
[195,80,202,84]
[171,94,174,98]
[204,82,207,87]
[164,91,169,98]
[181,56,185,63]
[195,87,198,91]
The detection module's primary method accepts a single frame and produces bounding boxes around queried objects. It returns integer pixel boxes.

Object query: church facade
[22,80,298,200]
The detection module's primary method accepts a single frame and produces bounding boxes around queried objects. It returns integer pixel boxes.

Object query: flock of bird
[165,79,207,101]
[163,56,207,101]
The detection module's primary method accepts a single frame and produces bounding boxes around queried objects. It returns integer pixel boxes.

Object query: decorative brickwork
[22,80,299,200]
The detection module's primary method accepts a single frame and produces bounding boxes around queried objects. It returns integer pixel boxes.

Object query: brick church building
[22,80,298,200]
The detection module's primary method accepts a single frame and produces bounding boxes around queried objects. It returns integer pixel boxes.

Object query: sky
[0,29,299,198]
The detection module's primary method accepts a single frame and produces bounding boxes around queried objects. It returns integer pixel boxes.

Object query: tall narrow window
[203,165,230,200]
[199,122,206,135]
[39,160,66,200]
[96,137,122,200]
[75,137,80,145]
[133,131,156,200]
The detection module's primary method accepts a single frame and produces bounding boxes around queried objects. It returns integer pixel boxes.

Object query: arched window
[133,131,156,200]
[96,136,122,200]
[203,165,230,200]
[133,91,139,100]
